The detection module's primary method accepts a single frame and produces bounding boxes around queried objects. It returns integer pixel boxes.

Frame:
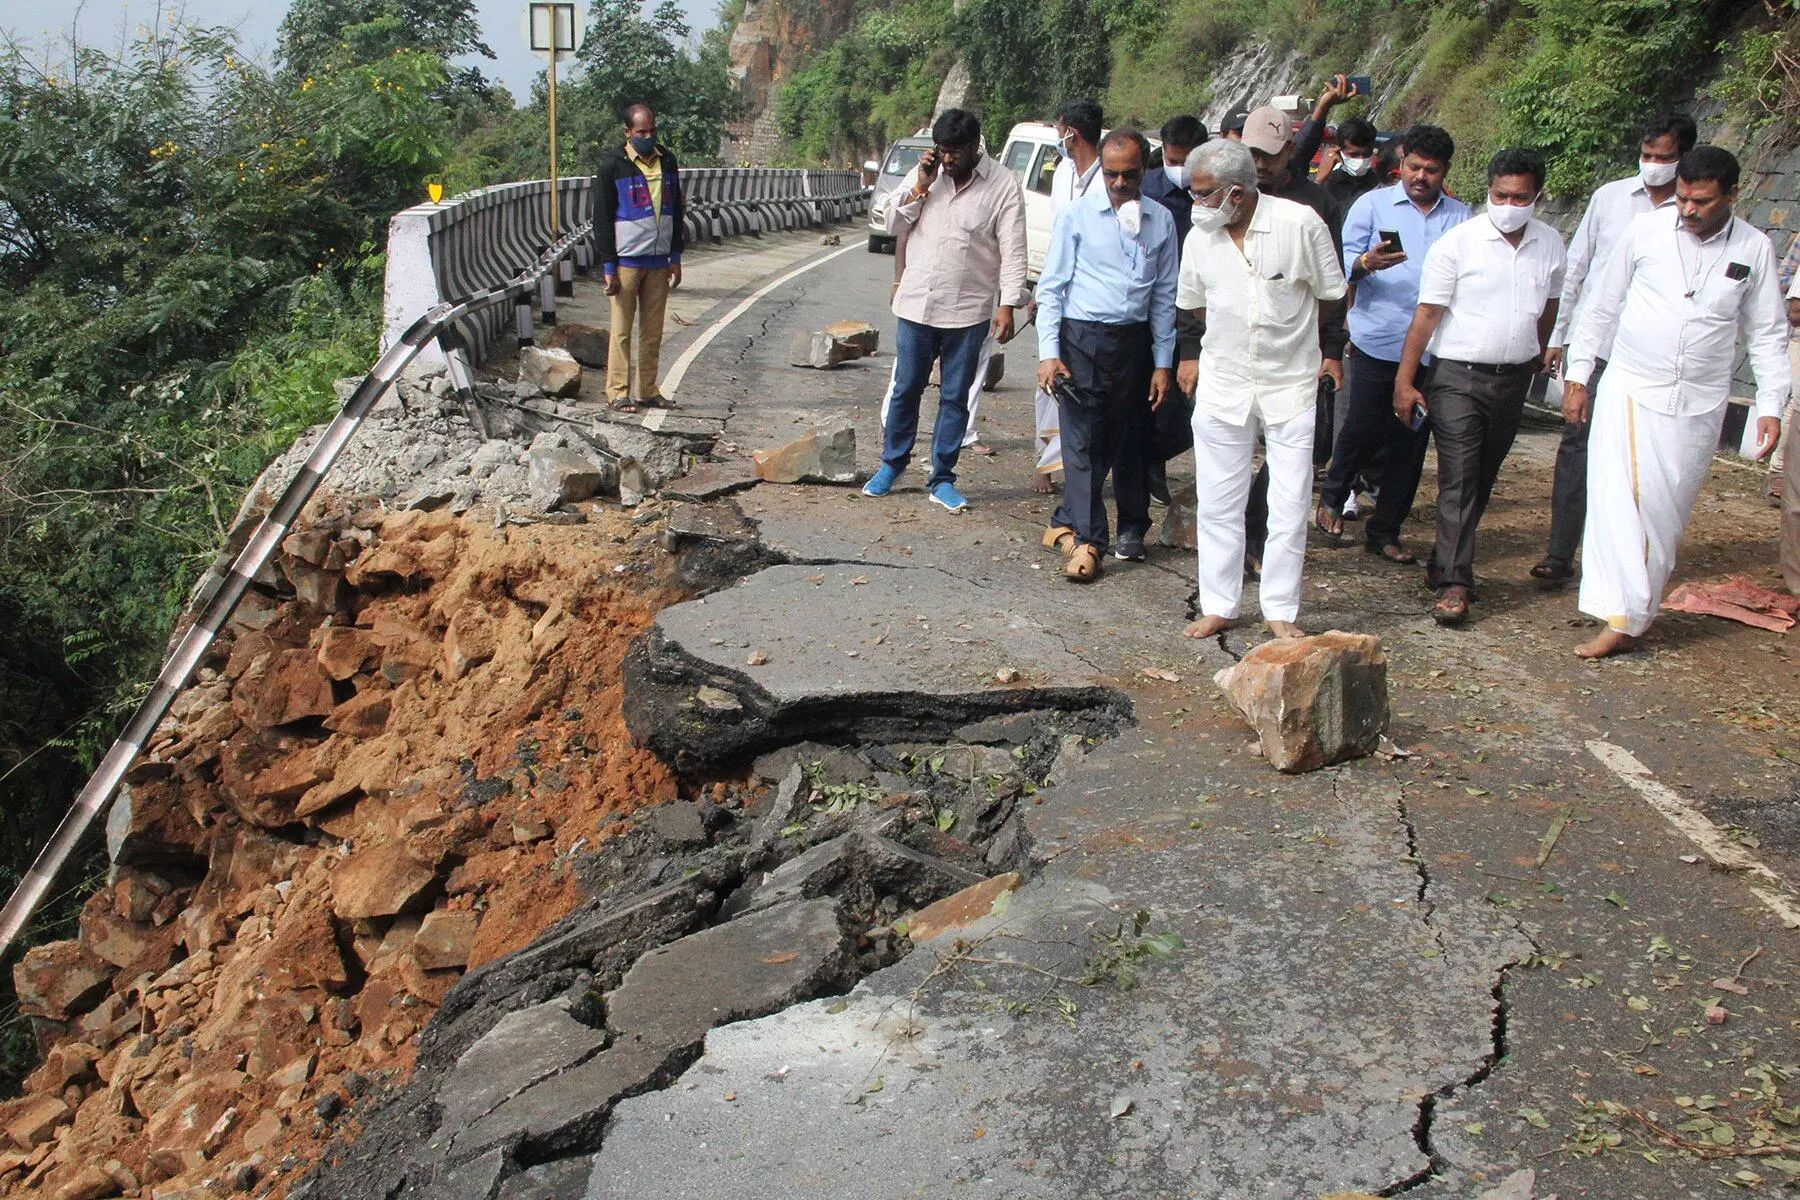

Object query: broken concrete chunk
[1213,632,1388,773]
[734,832,987,918]
[906,873,1021,942]
[528,446,611,511]
[436,1002,609,1132]
[1159,482,1198,550]
[788,330,857,369]
[751,420,857,485]
[983,351,1005,391]
[519,346,582,398]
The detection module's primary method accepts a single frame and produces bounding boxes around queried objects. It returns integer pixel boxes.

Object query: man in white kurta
[1564,146,1789,657]
[1177,139,1347,640]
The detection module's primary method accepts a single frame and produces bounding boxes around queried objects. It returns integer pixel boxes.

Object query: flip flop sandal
[1042,525,1078,556]
[608,401,641,414]
[1529,557,1574,583]
[638,395,679,409]
[1368,542,1418,565]
[1314,505,1345,543]
[1064,544,1103,583]
[1433,590,1470,626]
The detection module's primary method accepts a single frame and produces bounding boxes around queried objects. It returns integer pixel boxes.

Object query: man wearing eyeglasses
[863,109,1028,514]
[1036,129,1180,582]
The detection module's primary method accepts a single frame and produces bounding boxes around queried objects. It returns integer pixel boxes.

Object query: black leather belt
[1437,358,1534,377]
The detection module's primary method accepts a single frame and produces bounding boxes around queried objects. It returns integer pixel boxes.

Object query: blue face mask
[630,134,657,157]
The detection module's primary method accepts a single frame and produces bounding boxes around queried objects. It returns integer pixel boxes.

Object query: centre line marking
[663,241,864,397]
[1587,739,1800,929]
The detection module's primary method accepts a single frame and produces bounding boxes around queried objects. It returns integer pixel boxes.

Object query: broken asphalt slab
[623,562,1127,767]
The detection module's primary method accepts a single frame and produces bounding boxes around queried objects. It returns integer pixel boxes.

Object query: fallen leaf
[1603,890,1628,909]
[1142,667,1182,682]
[866,1075,884,1094]
[971,1126,986,1140]
[1711,978,1751,995]
[805,574,826,585]
[761,950,799,965]
[746,650,769,666]
[1464,786,1490,797]
[849,575,869,585]
[1678,853,1701,864]
[723,1091,737,1102]
[1109,1095,1133,1119]
[824,999,850,1014]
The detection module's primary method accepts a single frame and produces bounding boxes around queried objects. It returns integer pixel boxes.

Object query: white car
[997,122,1157,281]
[864,135,933,254]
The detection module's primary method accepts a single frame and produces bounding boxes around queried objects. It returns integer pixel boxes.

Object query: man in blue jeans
[863,109,1028,512]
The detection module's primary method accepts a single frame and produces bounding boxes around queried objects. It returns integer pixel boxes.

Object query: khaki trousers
[607,266,671,402]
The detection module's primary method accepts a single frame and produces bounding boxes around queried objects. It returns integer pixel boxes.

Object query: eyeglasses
[1101,168,1143,182]
[1191,183,1233,205]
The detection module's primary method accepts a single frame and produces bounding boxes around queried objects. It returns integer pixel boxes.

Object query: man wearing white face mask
[1318,116,1382,213]
[1531,112,1695,585]
[1395,148,1565,627]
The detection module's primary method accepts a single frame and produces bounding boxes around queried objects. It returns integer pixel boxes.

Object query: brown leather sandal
[1042,525,1078,556]
[1433,586,1470,627]
[1064,544,1103,583]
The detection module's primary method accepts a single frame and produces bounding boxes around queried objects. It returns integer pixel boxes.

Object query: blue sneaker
[929,482,968,513]
[862,464,900,497]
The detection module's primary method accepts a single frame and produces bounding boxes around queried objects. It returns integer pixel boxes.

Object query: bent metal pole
[0,223,593,962]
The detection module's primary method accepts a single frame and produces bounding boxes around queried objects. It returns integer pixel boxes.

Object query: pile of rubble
[0,505,682,1200]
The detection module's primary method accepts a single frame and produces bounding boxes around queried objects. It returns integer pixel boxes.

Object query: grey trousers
[1784,401,1800,594]
[1544,358,1608,563]
[1427,360,1532,591]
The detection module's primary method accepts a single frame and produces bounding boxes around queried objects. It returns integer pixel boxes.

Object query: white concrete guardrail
[0,222,599,963]
[383,168,871,368]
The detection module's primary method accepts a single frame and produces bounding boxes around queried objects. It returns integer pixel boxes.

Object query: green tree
[277,0,494,75]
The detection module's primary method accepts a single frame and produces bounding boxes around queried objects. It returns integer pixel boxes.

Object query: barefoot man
[1564,145,1790,658]
[1177,139,1347,641]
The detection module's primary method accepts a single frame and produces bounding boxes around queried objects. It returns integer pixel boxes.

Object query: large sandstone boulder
[1213,632,1388,773]
[544,322,609,368]
[13,941,112,1021]
[752,420,857,484]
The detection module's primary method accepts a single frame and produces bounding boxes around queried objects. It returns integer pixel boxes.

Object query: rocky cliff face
[723,0,859,164]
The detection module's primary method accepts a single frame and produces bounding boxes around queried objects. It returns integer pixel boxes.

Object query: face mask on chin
[1116,199,1142,236]
[1486,200,1535,234]
[1339,154,1372,177]
[1163,161,1190,190]
[1640,159,1678,187]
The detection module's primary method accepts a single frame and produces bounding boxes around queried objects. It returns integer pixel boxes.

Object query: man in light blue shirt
[1315,124,1470,566]
[1035,130,1179,582]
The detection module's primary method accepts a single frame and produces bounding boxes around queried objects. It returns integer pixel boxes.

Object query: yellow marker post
[427,181,445,204]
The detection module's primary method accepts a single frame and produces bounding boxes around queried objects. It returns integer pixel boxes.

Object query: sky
[0,0,724,101]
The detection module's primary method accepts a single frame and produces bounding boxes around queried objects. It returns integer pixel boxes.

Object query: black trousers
[1053,318,1153,552]
[1318,347,1429,548]
[1544,358,1608,563]
[1427,360,1532,590]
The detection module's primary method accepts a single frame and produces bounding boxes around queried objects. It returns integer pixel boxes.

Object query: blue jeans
[883,317,989,487]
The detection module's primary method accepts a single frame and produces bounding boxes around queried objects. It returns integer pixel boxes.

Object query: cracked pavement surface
[588,230,1800,1197]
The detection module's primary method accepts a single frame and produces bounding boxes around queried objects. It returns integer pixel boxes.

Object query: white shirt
[1568,210,1792,419]
[1418,214,1565,366]
[1549,174,1677,352]
[886,155,1030,329]
[1177,194,1348,426]
[1050,155,1100,216]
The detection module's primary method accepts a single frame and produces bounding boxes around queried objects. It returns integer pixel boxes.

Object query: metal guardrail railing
[383,169,872,368]
[0,221,596,962]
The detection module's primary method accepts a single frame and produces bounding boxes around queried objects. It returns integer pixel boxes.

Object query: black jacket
[593,144,685,272]
[1140,167,1194,246]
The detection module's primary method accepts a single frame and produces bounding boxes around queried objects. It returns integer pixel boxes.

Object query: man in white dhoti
[1563,145,1790,658]
[1176,139,1347,640]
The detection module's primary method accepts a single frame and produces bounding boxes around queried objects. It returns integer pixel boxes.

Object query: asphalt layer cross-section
[583,227,1800,1199]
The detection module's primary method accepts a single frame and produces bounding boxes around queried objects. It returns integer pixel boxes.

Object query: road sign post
[523,3,584,235]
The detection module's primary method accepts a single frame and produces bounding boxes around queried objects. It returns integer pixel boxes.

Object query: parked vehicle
[997,122,1158,281]
[864,134,933,254]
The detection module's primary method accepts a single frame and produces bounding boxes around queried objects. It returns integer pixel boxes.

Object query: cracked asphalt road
[591,230,1800,1198]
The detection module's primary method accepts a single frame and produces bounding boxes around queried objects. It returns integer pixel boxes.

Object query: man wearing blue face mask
[594,103,685,413]
[1394,147,1565,627]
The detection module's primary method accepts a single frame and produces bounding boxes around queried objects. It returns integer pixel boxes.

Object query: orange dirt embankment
[1,505,680,1199]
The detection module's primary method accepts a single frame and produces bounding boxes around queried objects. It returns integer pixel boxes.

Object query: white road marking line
[1587,739,1800,929]
[662,242,864,398]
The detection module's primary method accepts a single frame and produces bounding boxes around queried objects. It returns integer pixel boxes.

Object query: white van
[997,121,1157,281]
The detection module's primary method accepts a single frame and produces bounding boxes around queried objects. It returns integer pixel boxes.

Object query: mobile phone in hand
[1408,403,1427,431]
[1378,229,1404,253]
[1347,75,1372,97]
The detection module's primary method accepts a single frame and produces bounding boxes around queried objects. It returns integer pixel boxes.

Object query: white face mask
[1164,161,1190,190]
[1339,154,1372,177]
[1191,191,1238,233]
[1116,199,1141,237]
[1640,159,1678,187]
[1486,200,1535,234]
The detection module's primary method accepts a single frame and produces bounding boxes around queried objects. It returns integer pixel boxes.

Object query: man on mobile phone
[863,109,1028,515]
[1394,148,1565,627]
[1315,124,1470,566]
